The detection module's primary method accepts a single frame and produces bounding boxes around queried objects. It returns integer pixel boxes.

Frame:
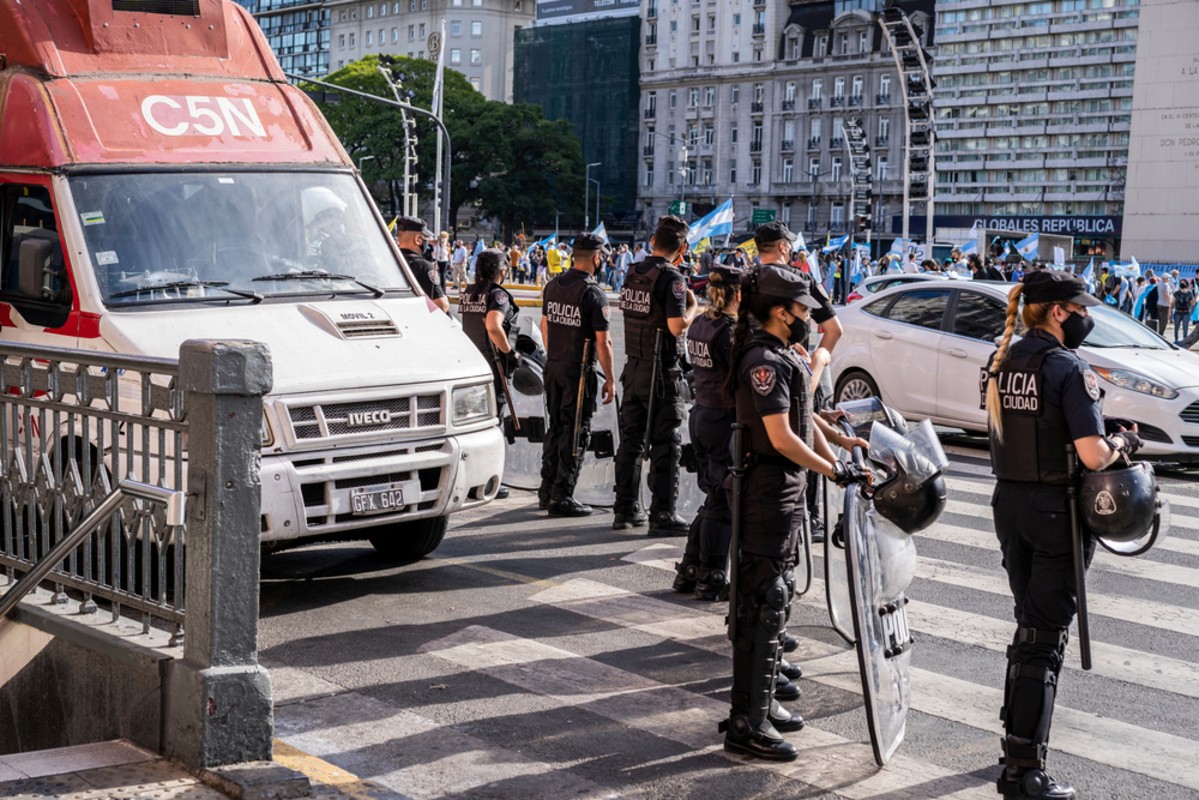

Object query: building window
[703,124,714,145]
[751,160,762,185]
[472,0,482,6]
[451,20,462,36]
[877,156,889,181]
[733,12,740,25]
[781,203,791,224]
[687,125,698,147]
[839,32,849,54]
[392,27,399,43]
[349,32,356,46]
[452,0,462,4]
[689,87,699,107]
[351,8,357,18]
[807,203,817,228]
[859,30,868,52]
[732,52,740,63]
[470,76,480,90]
[339,10,346,21]
[668,90,676,109]
[394,2,400,12]
[808,157,819,178]
[812,79,822,100]
[816,36,827,57]
[471,20,482,36]
[810,118,821,141]
[380,2,387,14]
[730,124,737,143]
[422,0,429,7]
[470,48,481,64]
[702,159,712,184]
[704,86,715,106]
[831,202,845,227]
[667,168,675,186]
[834,77,845,100]
[708,14,715,30]
[731,86,739,104]
[831,157,842,182]
[408,25,415,39]
[880,74,891,99]
[729,161,737,183]
[450,48,461,64]
[691,15,700,32]
[785,81,796,102]
[851,75,863,100]
[782,158,794,182]
[645,166,655,188]
[878,117,890,142]
[338,33,345,48]
[753,82,764,103]
[367,5,373,18]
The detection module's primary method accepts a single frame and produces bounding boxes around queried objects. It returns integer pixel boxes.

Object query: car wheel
[836,370,880,405]
[368,515,449,561]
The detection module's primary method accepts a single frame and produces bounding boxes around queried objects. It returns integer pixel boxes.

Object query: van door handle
[947,348,968,359]
[873,330,893,341]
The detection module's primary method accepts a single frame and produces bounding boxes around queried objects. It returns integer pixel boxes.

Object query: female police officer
[459,248,520,498]
[673,265,743,600]
[984,269,1142,799]
[719,267,869,761]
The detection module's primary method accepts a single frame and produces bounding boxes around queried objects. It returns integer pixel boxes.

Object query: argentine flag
[888,237,905,256]
[1081,257,1095,294]
[805,250,823,283]
[536,233,558,248]
[960,239,978,256]
[591,222,609,244]
[1015,232,1039,260]
[687,198,734,246]
[822,234,849,254]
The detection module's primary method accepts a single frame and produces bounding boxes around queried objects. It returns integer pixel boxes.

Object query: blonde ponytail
[986,284,1023,441]
[705,274,741,320]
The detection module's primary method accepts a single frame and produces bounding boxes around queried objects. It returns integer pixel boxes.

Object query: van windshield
[68,171,413,307]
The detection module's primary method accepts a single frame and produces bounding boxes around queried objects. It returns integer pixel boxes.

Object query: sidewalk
[0,739,404,800]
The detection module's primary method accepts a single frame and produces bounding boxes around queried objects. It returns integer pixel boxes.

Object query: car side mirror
[18,237,70,304]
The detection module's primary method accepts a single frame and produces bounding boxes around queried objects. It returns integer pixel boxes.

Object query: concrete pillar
[164,340,274,769]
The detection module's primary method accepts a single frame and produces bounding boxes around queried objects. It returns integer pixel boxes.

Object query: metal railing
[0,344,188,640]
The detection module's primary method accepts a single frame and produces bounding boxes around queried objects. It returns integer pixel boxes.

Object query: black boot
[768,700,804,733]
[778,658,802,681]
[996,769,1076,799]
[773,673,801,702]
[548,498,593,517]
[612,506,648,530]
[647,511,689,537]
[809,516,826,544]
[782,633,799,653]
[720,715,798,762]
[695,568,729,601]
[673,563,698,593]
[537,483,551,511]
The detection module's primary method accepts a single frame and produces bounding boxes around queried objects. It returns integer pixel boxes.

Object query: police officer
[983,270,1142,800]
[396,216,449,313]
[721,268,869,761]
[539,233,617,517]
[613,215,700,535]
[673,265,743,601]
[459,248,519,497]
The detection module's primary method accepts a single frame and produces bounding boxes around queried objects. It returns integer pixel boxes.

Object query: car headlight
[1093,366,1179,400]
[262,412,275,447]
[452,383,494,425]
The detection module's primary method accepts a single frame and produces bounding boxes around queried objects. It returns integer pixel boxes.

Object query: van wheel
[368,516,449,560]
[835,370,880,405]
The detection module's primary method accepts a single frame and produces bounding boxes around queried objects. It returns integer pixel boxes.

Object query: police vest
[734,338,812,463]
[543,272,596,365]
[987,336,1074,485]
[687,313,734,410]
[459,283,515,358]
[619,258,670,361]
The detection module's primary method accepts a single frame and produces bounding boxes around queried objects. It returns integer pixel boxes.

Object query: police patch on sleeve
[672,280,685,300]
[494,291,508,308]
[428,267,439,285]
[601,305,611,321]
[1083,369,1101,401]
[750,365,777,396]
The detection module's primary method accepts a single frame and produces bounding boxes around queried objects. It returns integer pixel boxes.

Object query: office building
[236,0,331,77]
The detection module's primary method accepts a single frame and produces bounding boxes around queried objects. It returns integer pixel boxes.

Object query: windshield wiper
[109,280,264,303]
[251,271,384,298]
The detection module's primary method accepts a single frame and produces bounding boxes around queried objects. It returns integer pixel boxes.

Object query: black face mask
[1061,310,1094,349]
[786,313,810,345]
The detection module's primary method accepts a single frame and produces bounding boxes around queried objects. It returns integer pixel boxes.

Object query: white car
[831,281,1199,460]
[846,272,951,304]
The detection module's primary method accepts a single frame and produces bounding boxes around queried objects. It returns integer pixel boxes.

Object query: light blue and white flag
[805,250,823,283]
[960,238,978,256]
[591,222,609,244]
[536,233,558,248]
[795,230,808,252]
[850,247,865,281]
[686,198,734,246]
[1015,232,1039,260]
[888,237,905,256]
[1081,257,1095,293]
[822,234,849,254]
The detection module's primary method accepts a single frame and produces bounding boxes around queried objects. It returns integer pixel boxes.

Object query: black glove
[1108,430,1142,456]
[501,349,520,375]
[832,460,871,487]
[1104,416,1135,435]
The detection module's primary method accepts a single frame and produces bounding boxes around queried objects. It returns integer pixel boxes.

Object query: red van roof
[0,0,347,168]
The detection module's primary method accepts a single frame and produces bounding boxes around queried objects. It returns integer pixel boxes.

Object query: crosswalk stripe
[424,624,995,799]
[803,650,1199,793]
[918,516,1199,590]
[621,547,1199,701]
[525,571,1199,795]
[916,556,1199,639]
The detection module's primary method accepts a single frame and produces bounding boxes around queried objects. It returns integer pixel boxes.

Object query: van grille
[337,319,400,339]
[113,0,200,14]
[288,393,443,440]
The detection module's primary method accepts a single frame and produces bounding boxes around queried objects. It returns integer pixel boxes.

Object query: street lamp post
[589,178,601,231]
[358,154,376,173]
[643,129,690,219]
[585,162,602,229]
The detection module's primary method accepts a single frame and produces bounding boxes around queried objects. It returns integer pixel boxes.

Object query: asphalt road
[256,302,1199,800]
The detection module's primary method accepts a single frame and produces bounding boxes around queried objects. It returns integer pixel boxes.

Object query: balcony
[808,98,822,109]
[647,3,657,17]
[750,101,764,113]
[781,100,795,111]
[830,95,845,107]
[831,137,844,149]
[849,95,863,106]
[875,135,889,147]
[752,23,765,36]
[807,137,821,149]
[780,139,795,151]
[642,145,655,156]
[876,93,891,105]
[644,108,656,119]
[645,35,657,45]
[750,140,763,153]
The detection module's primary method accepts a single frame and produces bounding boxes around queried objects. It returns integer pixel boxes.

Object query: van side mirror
[17,237,70,303]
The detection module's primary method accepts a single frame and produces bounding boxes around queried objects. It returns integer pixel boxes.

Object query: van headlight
[452,383,494,425]
[262,413,275,447]
[1093,367,1179,400]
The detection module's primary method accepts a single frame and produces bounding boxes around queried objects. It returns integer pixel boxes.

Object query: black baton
[1066,444,1092,670]
[572,340,592,460]
[491,343,520,434]
[641,329,663,460]
[726,423,745,643]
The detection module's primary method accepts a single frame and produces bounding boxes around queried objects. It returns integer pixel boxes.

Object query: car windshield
[1084,303,1172,350]
[68,171,412,307]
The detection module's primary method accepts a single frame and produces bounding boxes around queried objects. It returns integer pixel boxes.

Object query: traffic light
[856,213,872,233]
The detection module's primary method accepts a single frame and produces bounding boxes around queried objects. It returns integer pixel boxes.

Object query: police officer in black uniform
[539,233,617,517]
[673,265,743,600]
[983,270,1142,800]
[396,216,449,313]
[613,215,700,535]
[721,268,869,761]
[459,248,519,498]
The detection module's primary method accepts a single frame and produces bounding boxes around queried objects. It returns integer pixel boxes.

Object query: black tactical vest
[987,336,1074,485]
[620,258,669,361]
[543,271,596,365]
[687,313,734,410]
[459,283,515,358]
[734,337,812,463]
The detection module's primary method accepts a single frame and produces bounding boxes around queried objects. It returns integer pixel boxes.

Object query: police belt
[745,453,799,470]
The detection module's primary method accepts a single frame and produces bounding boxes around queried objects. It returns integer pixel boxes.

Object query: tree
[308,56,584,239]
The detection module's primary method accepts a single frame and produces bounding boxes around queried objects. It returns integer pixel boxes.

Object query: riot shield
[842,423,918,767]
[823,471,855,644]
[501,317,549,492]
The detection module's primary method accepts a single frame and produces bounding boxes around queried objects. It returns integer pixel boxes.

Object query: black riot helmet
[872,463,948,534]
[1079,460,1168,556]
[512,331,546,395]
[867,418,949,534]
